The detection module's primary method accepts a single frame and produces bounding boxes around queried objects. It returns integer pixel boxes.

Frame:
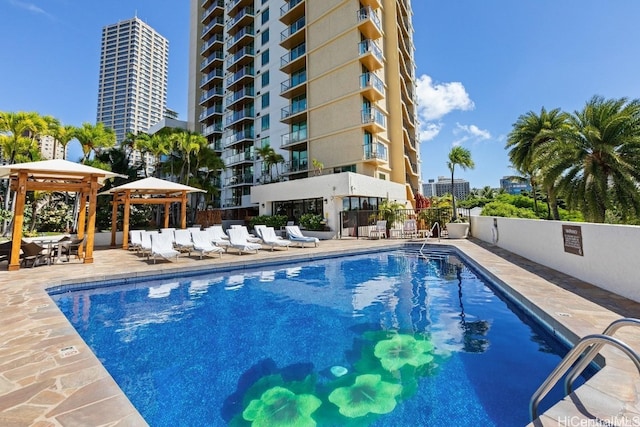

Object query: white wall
[470,216,640,302]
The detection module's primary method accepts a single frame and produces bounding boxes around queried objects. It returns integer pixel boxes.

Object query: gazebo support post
[77,192,87,260]
[164,202,170,229]
[110,196,118,248]
[8,172,27,271]
[122,191,131,250]
[180,191,187,229]
[84,177,99,263]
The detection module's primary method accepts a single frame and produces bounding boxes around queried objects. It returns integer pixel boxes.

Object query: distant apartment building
[423,176,471,200]
[38,135,66,160]
[96,16,169,175]
[500,176,532,195]
[188,0,420,229]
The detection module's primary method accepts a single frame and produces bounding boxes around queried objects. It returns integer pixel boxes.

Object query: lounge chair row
[128,225,319,263]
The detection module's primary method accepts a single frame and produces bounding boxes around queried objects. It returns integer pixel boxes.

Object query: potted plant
[375,199,407,237]
[445,146,474,238]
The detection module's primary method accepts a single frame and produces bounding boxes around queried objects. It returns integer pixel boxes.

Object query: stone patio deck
[1,237,638,426]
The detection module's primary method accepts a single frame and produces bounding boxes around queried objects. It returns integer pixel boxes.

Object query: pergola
[99,177,205,250]
[0,159,124,271]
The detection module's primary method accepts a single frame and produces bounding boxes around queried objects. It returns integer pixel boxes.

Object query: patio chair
[139,231,158,258]
[402,219,418,239]
[150,232,180,264]
[20,240,54,267]
[232,225,261,243]
[209,225,229,240]
[369,220,387,239]
[191,230,224,259]
[204,227,230,251]
[173,229,194,256]
[227,228,262,254]
[285,225,319,248]
[59,235,86,262]
[253,224,268,240]
[129,230,144,253]
[260,226,291,251]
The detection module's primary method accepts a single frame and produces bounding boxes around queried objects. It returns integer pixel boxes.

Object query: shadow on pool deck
[1,237,639,426]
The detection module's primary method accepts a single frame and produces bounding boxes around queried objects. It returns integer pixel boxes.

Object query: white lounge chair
[260,226,291,251]
[129,229,144,252]
[191,230,224,259]
[150,232,180,263]
[204,227,230,251]
[285,225,319,247]
[369,220,387,239]
[231,225,261,243]
[402,219,418,239]
[173,229,194,255]
[253,224,268,239]
[209,225,229,240]
[140,230,158,258]
[227,228,262,254]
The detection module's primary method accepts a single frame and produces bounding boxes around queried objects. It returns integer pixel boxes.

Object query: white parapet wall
[470,216,640,303]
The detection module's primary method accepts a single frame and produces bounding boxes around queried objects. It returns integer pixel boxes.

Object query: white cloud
[452,123,491,146]
[416,74,474,142]
[9,0,49,16]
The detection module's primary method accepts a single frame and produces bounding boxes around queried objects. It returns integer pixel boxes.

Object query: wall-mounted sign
[562,224,583,256]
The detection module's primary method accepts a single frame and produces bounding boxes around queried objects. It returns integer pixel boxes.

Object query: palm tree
[506,107,568,219]
[546,96,640,223]
[50,124,76,160]
[171,130,206,184]
[447,146,474,221]
[135,129,174,177]
[73,122,116,163]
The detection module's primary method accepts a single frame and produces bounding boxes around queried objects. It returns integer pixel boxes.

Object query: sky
[2,1,640,188]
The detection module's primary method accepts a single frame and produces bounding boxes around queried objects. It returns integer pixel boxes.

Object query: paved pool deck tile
[0,237,638,426]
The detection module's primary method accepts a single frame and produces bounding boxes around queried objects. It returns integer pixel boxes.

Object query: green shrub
[481,201,538,218]
[299,213,325,231]
[249,215,288,229]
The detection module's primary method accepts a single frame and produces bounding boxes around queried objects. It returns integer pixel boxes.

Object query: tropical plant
[171,130,207,184]
[299,213,325,231]
[73,122,116,163]
[544,96,640,223]
[506,107,568,219]
[447,146,474,221]
[249,215,289,229]
[257,143,285,182]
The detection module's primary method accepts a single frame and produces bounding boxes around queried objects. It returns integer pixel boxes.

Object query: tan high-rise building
[189,0,419,228]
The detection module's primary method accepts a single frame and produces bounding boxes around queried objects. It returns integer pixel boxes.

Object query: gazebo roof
[0,159,125,185]
[99,177,206,197]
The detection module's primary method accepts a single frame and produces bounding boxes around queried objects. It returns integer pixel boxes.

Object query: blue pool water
[51,250,581,426]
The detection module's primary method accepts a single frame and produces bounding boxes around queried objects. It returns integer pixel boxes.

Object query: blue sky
[2,1,640,188]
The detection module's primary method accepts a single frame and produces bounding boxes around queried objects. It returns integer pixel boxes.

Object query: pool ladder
[529,317,640,421]
[419,222,442,256]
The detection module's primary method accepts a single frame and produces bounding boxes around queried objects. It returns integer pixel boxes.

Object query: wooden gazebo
[0,159,124,271]
[99,177,205,250]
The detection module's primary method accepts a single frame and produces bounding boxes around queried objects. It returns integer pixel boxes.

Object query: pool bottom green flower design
[328,374,402,418]
[373,333,435,372]
[242,386,322,427]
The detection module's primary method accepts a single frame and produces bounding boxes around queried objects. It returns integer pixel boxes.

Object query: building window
[261,114,270,130]
[378,173,387,180]
[261,29,269,45]
[261,71,269,87]
[261,8,269,25]
[261,49,269,66]
[261,92,270,109]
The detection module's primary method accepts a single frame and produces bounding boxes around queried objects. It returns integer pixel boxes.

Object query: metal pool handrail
[419,222,441,255]
[529,317,640,421]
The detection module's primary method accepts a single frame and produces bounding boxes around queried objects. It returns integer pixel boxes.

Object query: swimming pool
[50,249,582,426]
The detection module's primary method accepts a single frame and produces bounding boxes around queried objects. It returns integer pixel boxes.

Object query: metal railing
[529,317,640,421]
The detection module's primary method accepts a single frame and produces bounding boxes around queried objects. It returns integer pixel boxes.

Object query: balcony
[201,0,224,23]
[225,173,254,187]
[280,74,307,98]
[360,72,385,102]
[226,6,255,33]
[358,0,381,9]
[282,159,308,174]
[225,85,255,108]
[200,86,223,103]
[357,7,383,40]
[201,27,224,55]
[280,43,306,74]
[224,107,255,127]
[202,16,224,40]
[200,50,224,72]
[202,122,223,136]
[361,107,386,133]
[280,0,305,25]
[280,16,305,49]
[200,68,224,88]
[226,25,255,51]
[280,130,308,149]
[363,141,388,163]
[199,104,223,121]
[226,65,254,88]
[224,128,255,148]
[224,150,255,167]
[280,102,307,123]
[226,0,252,14]
[358,39,384,70]
[225,45,255,69]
